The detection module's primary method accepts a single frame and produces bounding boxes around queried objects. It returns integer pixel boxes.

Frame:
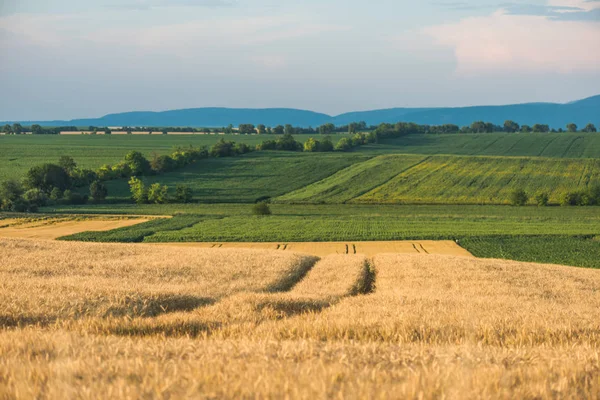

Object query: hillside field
[1,238,599,399]
[93,153,600,205]
[2,132,600,183]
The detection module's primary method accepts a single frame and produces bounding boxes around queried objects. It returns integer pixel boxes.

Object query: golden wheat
[1,239,600,399]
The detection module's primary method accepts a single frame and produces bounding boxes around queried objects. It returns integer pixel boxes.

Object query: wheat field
[1,238,599,399]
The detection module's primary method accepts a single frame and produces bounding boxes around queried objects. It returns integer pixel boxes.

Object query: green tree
[532,124,550,133]
[24,164,71,193]
[124,151,151,176]
[252,202,272,216]
[566,123,578,132]
[49,187,63,201]
[0,179,24,210]
[104,127,112,135]
[284,124,294,135]
[2,124,12,134]
[58,156,77,173]
[175,184,193,203]
[22,188,48,208]
[224,124,234,134]
[503,120,520,133]
[31,124,44,135]
[510,189,529,206]
[238,124,256,134]
[89,180,108,201]
[147,183,169,204]
[335,137,353,152]
[256,124,266,134]
[303,137,320,152]
[582,123,597,133]
[12,123,23,135]
[320,137,334,152]
[521,125,532,133]
[273,125,284,135]
[128,177,148,204]
[534,192,549,207]
[561,192,584,206]
[318,123,335,135]
[210,139,236,157]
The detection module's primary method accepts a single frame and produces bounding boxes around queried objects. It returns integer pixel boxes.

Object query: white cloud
[547,0,600,11]
[424,8,600,74]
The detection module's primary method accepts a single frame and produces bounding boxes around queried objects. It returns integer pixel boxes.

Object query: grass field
[276,154,427,203]
[1,238,599,399]
[88,152,600,205]
[3,132,600,183]
[103,152,370,202]
[461,235,600,269]
[366,132,600,158]
[352,155,600,205]
[0,134,345,181]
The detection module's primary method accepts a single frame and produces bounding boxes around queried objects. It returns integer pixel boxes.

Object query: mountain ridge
[4,95,599,129]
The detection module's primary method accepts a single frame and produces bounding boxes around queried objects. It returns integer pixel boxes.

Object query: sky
[0,0,599,120]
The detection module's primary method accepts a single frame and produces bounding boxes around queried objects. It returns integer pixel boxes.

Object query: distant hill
[4,95,599,129]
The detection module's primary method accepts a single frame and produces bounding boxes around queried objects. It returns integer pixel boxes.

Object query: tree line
[3,120,597,136]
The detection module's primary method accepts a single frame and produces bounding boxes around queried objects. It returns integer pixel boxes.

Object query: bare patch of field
[1,238,599,399]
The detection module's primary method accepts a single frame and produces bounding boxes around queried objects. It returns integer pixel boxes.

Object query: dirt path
[164,240,473,257]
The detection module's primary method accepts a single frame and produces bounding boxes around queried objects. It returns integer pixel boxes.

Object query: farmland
[351,155,600,205]
[103,151,370,203]
[0,134,341,181]
[40,204,599,268]
[1,238,599,398]
[370,132,600,158]
[3,132,600,183]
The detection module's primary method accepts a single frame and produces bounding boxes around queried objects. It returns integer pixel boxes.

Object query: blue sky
[0,0,599,120]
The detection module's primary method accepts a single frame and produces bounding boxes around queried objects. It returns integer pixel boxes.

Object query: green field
[103,152,370,203]
[54,204,600,242]
[461,235,600,269]
[3,132,600,183]
[0,134,344,181]
[275,154,426,203]
[352,155,600,205]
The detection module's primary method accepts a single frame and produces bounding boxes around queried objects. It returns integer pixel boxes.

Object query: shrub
[124,151,151,176]
[252,202,272,216]
[561,192,583,206]
[210,139,236,157]
[534,192,549,207]
[335,137,353,152]
[24,163,71,193]
[303,138,320,152]
[175,185,193,203]
[234,143,251,155]
[151,154,176,173]
[22,188,48,208]
[510,189,529,206]
[70,168,98,187]
[147,183,169,204]
[320,137,334,152]
[128,177,148,204]
[0,179,24,204]
[586,185,600,206]
[49,187,63,201]
[90,180,108,201]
